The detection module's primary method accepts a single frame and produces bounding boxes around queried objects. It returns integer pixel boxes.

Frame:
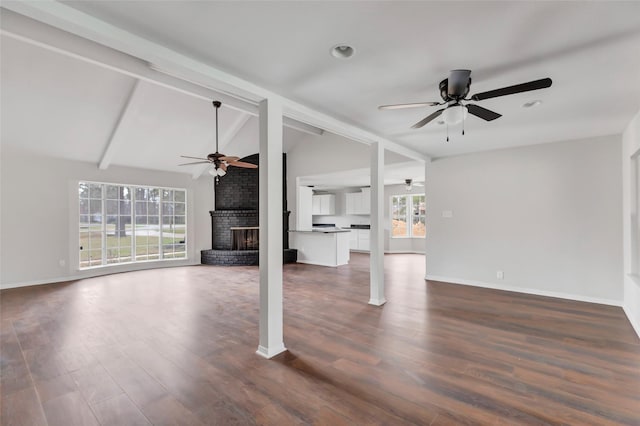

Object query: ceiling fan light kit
[380,70,552,142]
[405,179,413,191]
[179,100,257,183]
[442,104,467,125]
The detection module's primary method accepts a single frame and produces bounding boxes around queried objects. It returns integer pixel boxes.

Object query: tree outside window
[392,194,426,238]
[79,181,186,269]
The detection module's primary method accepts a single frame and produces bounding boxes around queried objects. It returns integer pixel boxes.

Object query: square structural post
[369,141,386,306]
[257,97,286,358]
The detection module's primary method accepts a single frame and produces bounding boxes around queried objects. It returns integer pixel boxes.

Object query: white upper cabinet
[345,188,370,215]
[312,194,335,215]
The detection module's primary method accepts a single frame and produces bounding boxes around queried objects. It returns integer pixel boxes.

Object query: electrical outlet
[59,259,66,267]
[497,270,504,280]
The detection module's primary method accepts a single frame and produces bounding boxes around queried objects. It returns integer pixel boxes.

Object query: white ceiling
[57,1,640,157]
[0,33,305,174]
[299,161,426,190]
[2,1,640,187]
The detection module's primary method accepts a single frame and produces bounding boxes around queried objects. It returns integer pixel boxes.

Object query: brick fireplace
[201,153,297,265]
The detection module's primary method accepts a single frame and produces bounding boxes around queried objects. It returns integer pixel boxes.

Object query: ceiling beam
[192,112,252,179]
[0,9,323,137]
[1,2,428,162]
[99,79,141,170]
[282,117,323,136]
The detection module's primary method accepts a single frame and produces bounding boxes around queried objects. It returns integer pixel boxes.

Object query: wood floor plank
[1,253,638,425]
[90,393,151,426]
[71,363,124,405]
[41,391,99,426]
[0,386,47,426]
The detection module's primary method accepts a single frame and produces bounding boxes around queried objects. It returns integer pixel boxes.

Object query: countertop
[289,229,351,234]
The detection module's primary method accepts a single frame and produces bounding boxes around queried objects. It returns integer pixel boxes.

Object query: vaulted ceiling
[2,1,640,179]
[0,32,308,177]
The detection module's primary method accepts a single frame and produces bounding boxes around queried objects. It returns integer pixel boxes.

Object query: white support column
[257,97,286,359]
[369,142,386,306]
[424,158,431,280]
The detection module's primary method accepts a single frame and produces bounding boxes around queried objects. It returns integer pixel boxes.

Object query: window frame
[391,194,426,239]
[78,181,187,270]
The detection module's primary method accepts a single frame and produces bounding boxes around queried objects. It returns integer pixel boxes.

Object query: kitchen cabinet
[312,194,335,215]
[349,229,358,250]
[350,229,370,251]
[297,186,313,230]
[290,230,350,267]
[345,188,371,215]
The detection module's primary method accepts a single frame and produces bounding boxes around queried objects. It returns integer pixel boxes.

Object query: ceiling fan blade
[378,101,441,110]
[228,161,258,169]
[470,78,552,101]
[466,104,502,121]
[411,109,444,129]
[448,69,472,97]
[180,155,209,161]
[219,156,239,162]
[178,161,210,166]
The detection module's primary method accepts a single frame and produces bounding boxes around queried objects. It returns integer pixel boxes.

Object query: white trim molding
[425,275,622,307]
[1,3,428,163]
[1,260,199,291]
[256,343,287,359]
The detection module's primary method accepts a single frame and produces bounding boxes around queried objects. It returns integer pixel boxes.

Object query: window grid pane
[391,194,425,238]
[79,182,187,268]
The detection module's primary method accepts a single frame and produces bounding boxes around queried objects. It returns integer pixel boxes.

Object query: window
[79,181,186,268]
[391,194,426,238]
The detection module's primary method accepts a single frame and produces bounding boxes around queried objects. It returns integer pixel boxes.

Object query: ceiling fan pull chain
[462,110,465,135]
[446,123,449,142]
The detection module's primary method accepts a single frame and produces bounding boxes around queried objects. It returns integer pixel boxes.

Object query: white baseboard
[368,298,387,306]
[384,250,425,254]
[424,275,622,307]
[295,259,344,268]
[0,275,82,291]
[256,344,287,359]
[623,304,640,339]
[1,260,200,291]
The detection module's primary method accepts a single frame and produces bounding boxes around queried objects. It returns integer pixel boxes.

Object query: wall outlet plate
[497,270,504,280]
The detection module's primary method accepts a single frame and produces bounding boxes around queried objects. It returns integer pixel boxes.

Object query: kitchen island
[289,228,351,267]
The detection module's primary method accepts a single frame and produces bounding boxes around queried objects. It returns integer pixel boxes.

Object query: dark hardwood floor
[1,253,639,425]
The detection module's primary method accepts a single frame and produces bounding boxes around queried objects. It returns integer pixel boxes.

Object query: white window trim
[78,181,187,270]
[390,194,426,239]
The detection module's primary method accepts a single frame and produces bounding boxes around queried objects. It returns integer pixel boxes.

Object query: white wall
[622,109,640,337]
[0,146,213,289]
[286,131,408,229]
[426,135,623,305]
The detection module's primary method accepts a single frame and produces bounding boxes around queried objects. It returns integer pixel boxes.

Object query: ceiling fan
[405,179,424,191]
[379,70,552,138]
[179,100,257,181]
